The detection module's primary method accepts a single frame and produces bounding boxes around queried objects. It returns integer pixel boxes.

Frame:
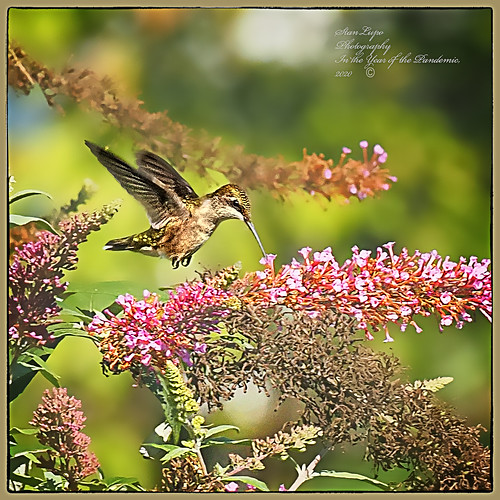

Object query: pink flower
[313,247,334,263]
[400,306,412,317]
[260,253,276,267]
[342,147,352,154]
[441,316,453,327]
[279,484,287,492]
[298,247,312,260]
[225,482,239,492]
[359,140,368,149]
[323,168,333,179]
[383,330,394,343]
[378,152,388,163]
[242,244,491,342]
[88,284,232,374]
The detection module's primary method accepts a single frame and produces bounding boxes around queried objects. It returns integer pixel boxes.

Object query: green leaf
[140,442,182,461]
[17,352,60,387]
[220,476,270,492]
[10,446,51,462]
[10,427,39,436]
[74,478,106,491]
[9,351,56,402]
[201,437,252,448]
[62,281,151,315]
[39,471,65,491]
[203,424,240,439]
[9,472,43,488]
[9,214,58,234]
[103,477,146,491]
[9,189,52,205]
[141,443,178,453]
[312,470,390,490]
[159,446,194,463]
[47,324,91,340]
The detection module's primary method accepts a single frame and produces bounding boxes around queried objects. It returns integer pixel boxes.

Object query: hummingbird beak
[245,220,267,258]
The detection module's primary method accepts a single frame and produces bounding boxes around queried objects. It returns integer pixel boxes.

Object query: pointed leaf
[201,437,252,448]
[204,424,240,439]
[104,477,146,491]
[62,281,151,314]
[10,427,39,436]
[9,214,58,234]
[18,352,60,386]
[47,324,91,340]
[159,446,194,463]
[313,470,389,490]
[9,189,52,204]
[10,472,43,488]
[142,443,178,452]
[10,352,57,401]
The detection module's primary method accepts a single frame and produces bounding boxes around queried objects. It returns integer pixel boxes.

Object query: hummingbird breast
[163,216,217,261]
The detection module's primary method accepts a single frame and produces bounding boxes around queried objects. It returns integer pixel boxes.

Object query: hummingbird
[85,141,267,269]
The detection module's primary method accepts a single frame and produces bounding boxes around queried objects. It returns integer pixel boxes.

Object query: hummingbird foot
[171,256,191,268]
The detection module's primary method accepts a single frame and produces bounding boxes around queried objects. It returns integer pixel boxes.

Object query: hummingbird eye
[231,198,242,211]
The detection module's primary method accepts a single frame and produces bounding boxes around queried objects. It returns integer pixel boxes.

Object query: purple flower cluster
[30,387,99,484]
[9,231,67,347]
[87,282,233,374]
[243,244,491,341]
[9,204,119,352]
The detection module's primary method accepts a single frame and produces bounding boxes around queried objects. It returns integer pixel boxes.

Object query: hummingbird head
[210,184,267,258]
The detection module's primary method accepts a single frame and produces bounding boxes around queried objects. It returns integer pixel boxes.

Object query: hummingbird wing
[135,151,198,205]
[85,141,194,229]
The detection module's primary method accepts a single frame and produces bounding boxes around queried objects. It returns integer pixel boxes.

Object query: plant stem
[287,448,329,492]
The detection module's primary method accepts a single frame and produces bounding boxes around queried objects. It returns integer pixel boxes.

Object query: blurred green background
[8,8,491,490]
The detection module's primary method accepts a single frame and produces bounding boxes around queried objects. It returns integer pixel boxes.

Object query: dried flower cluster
[367,388,491,490]
[238,244,491,341]
[291,142,395,202]
[30,387,99,490]
[160,454,225,492]
[8,43,396,202]
[87,283,235,375]
[188,305,490,491]
[8,203,120,352]
[228,424,323,473]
